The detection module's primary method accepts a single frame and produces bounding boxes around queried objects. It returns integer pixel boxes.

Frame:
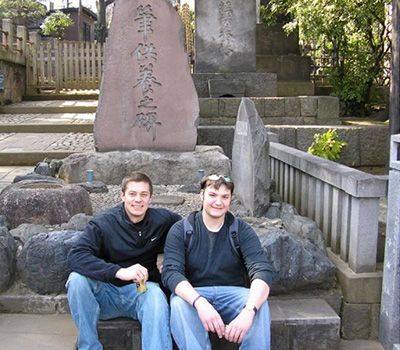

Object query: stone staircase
[0,98,95,165]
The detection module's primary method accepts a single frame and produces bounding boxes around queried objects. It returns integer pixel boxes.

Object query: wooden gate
[26,39,104,93]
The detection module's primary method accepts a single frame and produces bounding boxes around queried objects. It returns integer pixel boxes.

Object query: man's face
[200,184,232,220]
[121,181,151,223]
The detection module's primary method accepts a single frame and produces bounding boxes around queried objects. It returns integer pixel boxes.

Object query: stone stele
[231,98,270,217]
[195,0,256,73]
[95,0,198,152]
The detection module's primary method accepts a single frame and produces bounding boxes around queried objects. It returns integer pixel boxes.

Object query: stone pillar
[194,0,256,73]
[231,98,270,216]
[379,134,400,349]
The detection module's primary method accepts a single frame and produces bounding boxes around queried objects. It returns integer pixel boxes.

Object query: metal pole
[390,0,400,136]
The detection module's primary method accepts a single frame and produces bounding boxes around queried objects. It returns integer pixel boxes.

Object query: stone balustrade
[269,141,388,273]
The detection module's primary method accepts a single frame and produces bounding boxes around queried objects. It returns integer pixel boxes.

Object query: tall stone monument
[193,0,277,97]
[379,134,400,350]
[195,0,256,73]
[95,0,198,152]
[231,98,270,217]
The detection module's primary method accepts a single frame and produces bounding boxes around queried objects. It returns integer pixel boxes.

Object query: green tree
[41,11,73,40]
[261,0,391,116]
[0,0,46,25]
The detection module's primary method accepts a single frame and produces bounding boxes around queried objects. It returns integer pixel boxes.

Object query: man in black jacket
[67,172,181,350]
[162,175,274,350]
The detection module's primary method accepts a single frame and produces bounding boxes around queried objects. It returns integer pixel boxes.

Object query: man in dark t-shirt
[162,175,274,350]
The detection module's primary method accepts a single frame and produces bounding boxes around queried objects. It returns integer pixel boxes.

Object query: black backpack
[183,211,242,260]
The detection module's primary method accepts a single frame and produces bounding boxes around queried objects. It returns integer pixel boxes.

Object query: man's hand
[115,264,148,282]
[156,254,164,273]
[194,297,225,339]
[224,308,255,344]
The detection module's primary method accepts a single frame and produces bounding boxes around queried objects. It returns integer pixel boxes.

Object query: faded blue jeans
[170,286,271,350]
[66,272,172,350]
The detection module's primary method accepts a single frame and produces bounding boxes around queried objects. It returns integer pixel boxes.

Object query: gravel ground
[90,184,202,217]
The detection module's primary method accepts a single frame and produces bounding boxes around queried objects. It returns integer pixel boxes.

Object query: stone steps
[0,132,94,165]
[0,100,98,114]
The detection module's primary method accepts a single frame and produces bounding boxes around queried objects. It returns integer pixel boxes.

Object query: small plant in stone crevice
[307,129,347,161]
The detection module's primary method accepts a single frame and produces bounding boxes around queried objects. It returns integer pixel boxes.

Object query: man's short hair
[200,174,234,194]
[121,172,153,196]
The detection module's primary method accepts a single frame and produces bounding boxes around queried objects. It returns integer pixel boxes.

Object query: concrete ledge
[328,250,382,304]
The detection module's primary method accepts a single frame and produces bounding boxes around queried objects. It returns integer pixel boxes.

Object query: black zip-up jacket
[68,203,181,286]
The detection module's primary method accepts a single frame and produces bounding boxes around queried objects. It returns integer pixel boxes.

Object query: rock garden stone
[77,181,108,193]
[0,215,9,229]
[281,209,326,250]
[10,224,48,245]
[34,161,52,176]
[17,231,82,294]
[13,173,62,184]
[255,226,336,293]
[0,180,93,229]
[0,226,17,292]
[60,214,93,231]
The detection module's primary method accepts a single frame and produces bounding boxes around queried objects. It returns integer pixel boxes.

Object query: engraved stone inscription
[133,4,162,141]
[218,0,234,56]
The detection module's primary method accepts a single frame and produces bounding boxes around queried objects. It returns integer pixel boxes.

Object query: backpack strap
[228,214,241,259]
[184,211,242,260]
[183,211,197,251]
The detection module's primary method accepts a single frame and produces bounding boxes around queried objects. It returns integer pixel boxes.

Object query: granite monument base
[58,146,231,185]
[193,72,277,98]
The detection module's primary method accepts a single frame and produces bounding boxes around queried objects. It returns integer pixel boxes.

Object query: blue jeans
[66,272,172,350]
[170,286,270,350]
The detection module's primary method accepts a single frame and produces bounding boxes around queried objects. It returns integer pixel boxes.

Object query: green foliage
[308,129,347,161]
[0,0,46,24]
[261,0,391,116]
[41,11,73,40]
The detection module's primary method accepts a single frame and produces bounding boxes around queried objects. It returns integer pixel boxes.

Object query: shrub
[307,129,347,161]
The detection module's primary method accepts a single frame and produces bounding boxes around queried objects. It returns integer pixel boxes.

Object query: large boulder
[255,226,336,294]
[0,180,93,229]
[17,231,82,294]
[0,226,17,292]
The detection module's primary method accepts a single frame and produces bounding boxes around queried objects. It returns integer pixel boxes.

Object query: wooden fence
[26,39,103,93]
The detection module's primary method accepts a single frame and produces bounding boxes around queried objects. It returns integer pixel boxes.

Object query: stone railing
[269,141,388,273]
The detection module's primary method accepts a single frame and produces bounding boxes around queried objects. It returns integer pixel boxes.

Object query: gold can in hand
[136,280,147,293]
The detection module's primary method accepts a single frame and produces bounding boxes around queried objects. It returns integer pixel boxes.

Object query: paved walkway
[0,314,76,350]
[0,313,385,350]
